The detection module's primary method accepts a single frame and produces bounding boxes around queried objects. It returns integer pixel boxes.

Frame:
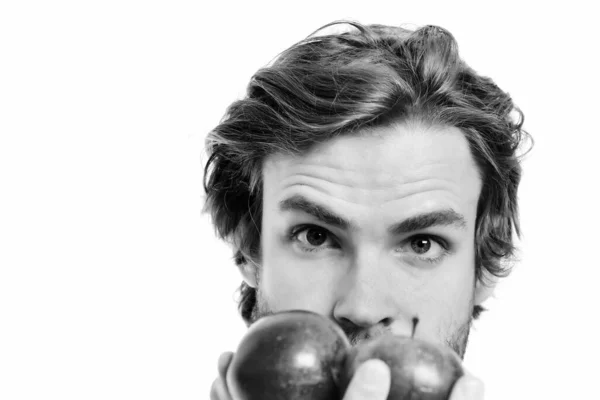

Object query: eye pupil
[306,228,327,246]
[411,238,431,254]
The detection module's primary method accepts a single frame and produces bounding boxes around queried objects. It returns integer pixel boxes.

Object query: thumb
[449,369,485,400]
[342,359,391,400]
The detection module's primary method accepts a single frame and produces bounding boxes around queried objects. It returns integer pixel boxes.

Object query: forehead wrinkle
[277,164,430,188]
[278,172,464,206]
[273,158,472,191]
[282,165,394,189]
[279,172,391,193]
[263,128,482,214]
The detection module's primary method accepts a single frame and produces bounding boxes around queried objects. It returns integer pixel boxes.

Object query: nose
[332,253,400,332]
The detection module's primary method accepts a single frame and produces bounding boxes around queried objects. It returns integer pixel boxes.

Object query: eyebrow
[388,209,467,234]
[279,195,467,233]
[279,195,351,229]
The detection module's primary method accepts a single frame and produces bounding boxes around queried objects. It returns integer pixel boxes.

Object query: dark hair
[203,21,532,325]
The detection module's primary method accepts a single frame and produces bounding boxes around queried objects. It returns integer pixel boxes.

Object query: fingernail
[353,359,391,397]
[218,352,232,365]
[361,359,390,381]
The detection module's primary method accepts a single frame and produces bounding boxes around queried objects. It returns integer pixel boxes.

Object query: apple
[226,310,351,400]
[340,319,464,400]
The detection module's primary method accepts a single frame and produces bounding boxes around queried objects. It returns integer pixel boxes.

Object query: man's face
[244,121,487,357]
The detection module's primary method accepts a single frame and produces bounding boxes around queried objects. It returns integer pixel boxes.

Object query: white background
[1,1,598,399]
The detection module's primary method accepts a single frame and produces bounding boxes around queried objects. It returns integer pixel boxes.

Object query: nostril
[380,317,393,327]
[335,317,355,331]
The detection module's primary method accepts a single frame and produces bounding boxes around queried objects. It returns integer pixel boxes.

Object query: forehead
[263,121,482,215]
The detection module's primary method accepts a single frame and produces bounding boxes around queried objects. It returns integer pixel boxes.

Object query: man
[203,21,531,400]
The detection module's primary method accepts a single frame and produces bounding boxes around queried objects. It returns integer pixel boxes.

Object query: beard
[248,285,474,360]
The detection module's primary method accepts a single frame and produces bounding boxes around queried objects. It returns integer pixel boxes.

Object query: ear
[474,269,498,306]
[230,230,260,288]
[235,255,259,288]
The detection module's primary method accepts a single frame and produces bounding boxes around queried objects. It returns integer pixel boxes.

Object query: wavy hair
[203,21,532,325]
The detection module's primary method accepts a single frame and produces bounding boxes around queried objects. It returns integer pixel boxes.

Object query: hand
[210,352,234,400]
[449,370,485,400]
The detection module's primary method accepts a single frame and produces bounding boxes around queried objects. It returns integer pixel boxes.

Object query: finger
[210,378,232,400]
[342,359,391,400]
[218,352,234,379]
[449,373,485,400]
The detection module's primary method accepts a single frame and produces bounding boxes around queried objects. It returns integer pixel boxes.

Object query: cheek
[430,260,474,306]
[412,251,476,338]
[260,231,341,314]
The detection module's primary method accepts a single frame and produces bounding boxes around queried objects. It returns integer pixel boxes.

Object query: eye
[396,235,450,264]
[291,225,337,252]
[304,228,328,246]
[411,237,433,254]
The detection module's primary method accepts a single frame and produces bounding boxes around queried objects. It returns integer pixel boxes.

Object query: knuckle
[218,352,234,377]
